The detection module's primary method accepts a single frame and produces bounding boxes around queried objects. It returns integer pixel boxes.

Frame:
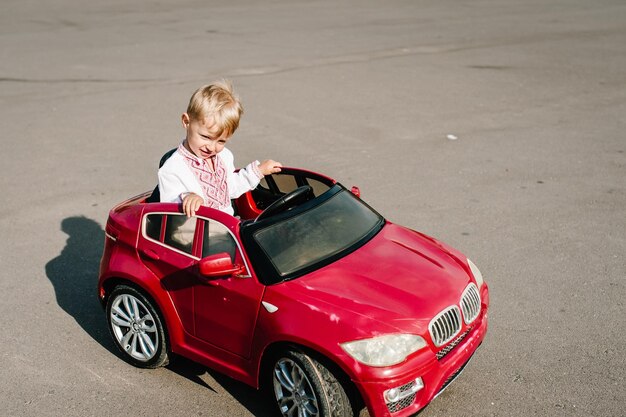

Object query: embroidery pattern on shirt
[178,143,229,209]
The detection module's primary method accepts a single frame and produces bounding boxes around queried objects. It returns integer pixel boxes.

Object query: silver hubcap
[273,358,319,417]
[110,294,158,361]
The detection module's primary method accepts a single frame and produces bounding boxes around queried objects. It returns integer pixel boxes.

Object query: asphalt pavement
[1,0,625,416]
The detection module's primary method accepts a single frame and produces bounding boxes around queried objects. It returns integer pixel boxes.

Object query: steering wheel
[256,185,313,221]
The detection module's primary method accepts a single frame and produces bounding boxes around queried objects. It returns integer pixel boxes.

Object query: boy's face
[182,113,230,160]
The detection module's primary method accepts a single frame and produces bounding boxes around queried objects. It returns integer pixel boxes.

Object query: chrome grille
[460,283,481,324]
[436,328,471,360]
[429,306,462,347]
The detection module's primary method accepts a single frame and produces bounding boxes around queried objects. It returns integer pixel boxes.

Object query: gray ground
[1,0,624,416]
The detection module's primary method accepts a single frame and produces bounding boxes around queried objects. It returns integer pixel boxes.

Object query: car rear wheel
[106,285,169,368]
[272,349,352,417]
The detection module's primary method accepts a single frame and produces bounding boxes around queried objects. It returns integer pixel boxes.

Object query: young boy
[158,81,282,217]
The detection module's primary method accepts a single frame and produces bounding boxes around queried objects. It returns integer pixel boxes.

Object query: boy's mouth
[200,149,214,158]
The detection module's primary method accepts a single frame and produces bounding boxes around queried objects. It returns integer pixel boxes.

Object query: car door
[193,213,265,359]
[138,212,201,336]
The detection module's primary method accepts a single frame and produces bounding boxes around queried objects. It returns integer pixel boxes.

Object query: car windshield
[246,187,384,282]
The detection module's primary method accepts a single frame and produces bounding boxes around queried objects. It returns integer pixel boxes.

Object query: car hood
[277,223,471,334]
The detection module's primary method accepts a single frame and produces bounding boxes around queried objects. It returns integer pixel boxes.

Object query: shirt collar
[178,141,210,165]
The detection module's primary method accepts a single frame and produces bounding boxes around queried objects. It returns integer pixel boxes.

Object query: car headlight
[467,258,484,288]
[340,334,427,367]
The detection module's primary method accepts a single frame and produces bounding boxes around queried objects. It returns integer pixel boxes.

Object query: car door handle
[141,249,160,260]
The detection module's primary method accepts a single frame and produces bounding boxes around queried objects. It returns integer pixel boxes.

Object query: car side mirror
[199,252,245,278]
[350,186,361,198]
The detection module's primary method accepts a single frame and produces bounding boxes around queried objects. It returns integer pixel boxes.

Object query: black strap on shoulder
[159,148,177,168]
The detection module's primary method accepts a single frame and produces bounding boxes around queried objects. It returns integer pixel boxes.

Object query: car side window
[273,174,298,194]
[252,172,333,210]
[163,215,197,255]
[144,213,198,256]
[265,173,330,196]
[307,178,331,197]
[145,214,163,241]
[202,219,237,261]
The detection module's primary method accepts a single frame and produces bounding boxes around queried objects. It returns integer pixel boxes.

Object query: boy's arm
[181,193,203,217]
[222,148,282,199]
[228,161,264,199]
[159,169,203,216]
[158,170,186,203]
[158,153,206,205]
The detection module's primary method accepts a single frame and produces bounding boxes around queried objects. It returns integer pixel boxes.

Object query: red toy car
[98,167,489,417]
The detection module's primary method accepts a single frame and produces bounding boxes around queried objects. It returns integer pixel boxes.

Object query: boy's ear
[181,113,190,128]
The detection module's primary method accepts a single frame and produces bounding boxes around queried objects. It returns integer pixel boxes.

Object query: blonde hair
[186,80,243,138]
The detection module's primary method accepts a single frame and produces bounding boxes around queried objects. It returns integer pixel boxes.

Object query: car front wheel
[106,285,169,368]
[272,349,353,417]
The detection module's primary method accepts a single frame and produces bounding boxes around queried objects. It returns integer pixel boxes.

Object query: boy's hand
[258,160,283,176]
[182,193,203,217]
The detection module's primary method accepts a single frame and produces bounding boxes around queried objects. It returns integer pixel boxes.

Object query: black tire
[106,285,169,368]
[271,349,353,417]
